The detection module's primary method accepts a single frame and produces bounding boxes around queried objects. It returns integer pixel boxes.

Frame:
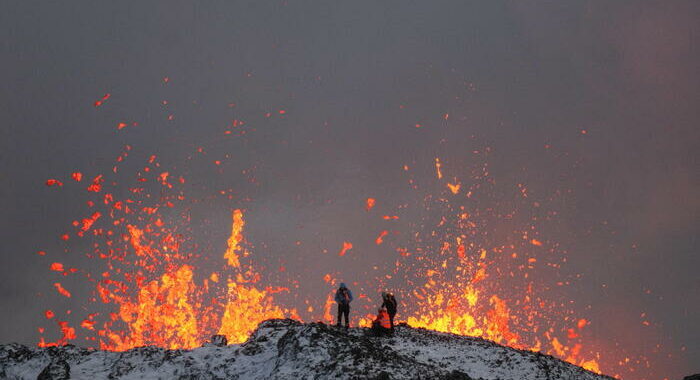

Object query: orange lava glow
[217,280,286,344]
[434,157,443,179]
[50,262,64,272]
[91,209,295,350]
[104,265,200,350]
[365,197,376,211]
[223,209,245,268]
[53,283,71,298]
[338,241,353,256]
[36,133,647,379]
[375,230,389,245]
[45,179,63,187]
[396,156,606,374]
[447,182,461,194]
[93,93,110,107]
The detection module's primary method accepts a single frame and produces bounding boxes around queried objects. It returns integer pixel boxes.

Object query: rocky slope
[1,319,614,379]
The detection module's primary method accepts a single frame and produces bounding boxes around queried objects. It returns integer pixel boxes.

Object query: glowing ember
[45,179,63,187]
[93,93,110,107]
[50,263,64,272]
[434,158,443,179]
[86,175,103,193]
[53,283,71,298]
[338,241,353,256]
[365,197,376,211]
[81,319,95,330]
[375,230,389,245]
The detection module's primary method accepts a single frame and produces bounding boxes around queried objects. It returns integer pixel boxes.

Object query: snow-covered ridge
[1,319,613,379]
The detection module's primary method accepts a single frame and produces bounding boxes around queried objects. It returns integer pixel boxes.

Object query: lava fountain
[36,134,648,378]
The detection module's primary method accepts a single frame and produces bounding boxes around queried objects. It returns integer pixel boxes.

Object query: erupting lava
[77,208,292,351]
[36,113,647,379]
[39,148,296,350]
[399,156,602,373]
[356,155,603,373]
[120,208,297,350]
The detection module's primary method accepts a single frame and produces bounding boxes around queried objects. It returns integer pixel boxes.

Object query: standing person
[381,291,397,330]
[334,282,353,328]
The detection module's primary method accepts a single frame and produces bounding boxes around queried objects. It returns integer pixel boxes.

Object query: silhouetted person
[381,291,397,330]
[371,307,392,337]
[334,282,353,328]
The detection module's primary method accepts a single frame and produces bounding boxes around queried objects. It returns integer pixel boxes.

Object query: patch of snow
[0,319,613,380]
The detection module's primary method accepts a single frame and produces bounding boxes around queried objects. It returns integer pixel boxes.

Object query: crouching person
[381,291,397,331]
[371,308,392,337]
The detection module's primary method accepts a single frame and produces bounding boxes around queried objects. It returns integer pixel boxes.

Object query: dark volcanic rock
[0,319,614,380]
[210,335,227,347]
[37,358,69,380]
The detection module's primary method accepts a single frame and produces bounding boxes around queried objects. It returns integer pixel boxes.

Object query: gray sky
[1,1,698,379]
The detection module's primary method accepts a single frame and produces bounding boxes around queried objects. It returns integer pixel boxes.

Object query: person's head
[339,282,346,289]
[381,291,387,299]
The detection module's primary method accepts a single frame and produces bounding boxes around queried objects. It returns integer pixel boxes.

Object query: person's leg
[343,304,350,327]
[389,312,395,330]
[336,304,342,326]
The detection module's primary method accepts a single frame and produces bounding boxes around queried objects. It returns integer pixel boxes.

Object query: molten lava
[96,209,294,350]
[36,135,643,377]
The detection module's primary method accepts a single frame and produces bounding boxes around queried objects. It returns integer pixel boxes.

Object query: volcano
[2,319,612,380]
